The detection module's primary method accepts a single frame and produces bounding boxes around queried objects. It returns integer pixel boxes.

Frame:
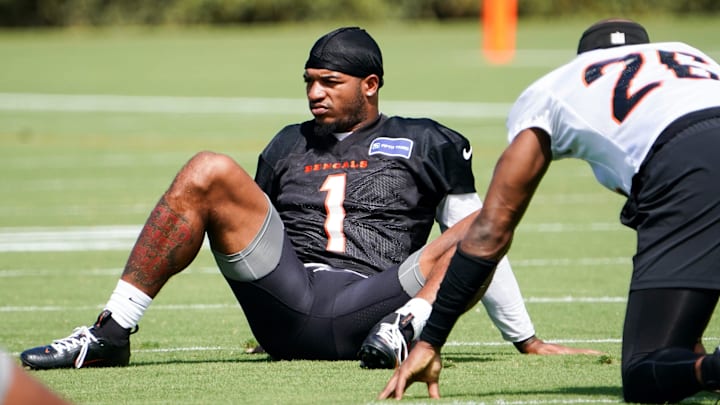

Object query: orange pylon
[482,0,517,64]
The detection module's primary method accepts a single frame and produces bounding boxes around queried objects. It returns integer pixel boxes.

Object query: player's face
[304,68,368,135]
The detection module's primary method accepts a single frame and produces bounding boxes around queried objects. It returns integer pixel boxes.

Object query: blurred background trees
[0,0,718,27]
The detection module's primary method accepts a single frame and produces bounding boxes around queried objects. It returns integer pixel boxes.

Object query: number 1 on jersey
[320,174,347,252]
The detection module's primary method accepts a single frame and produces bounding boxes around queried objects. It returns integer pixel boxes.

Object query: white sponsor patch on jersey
[368,137,414,159]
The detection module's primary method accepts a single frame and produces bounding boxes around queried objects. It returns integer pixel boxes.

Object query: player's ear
[362,74,381,97]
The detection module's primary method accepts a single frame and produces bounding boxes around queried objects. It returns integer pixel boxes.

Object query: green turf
[2,17,720,404]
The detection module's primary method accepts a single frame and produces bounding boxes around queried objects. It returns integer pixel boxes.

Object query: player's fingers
[577,348,604,355]
[377,374,399,400]
[428,381,440,399]
[394,375,409,400]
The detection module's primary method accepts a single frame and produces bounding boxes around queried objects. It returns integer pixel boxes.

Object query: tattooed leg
[121,197,203,297]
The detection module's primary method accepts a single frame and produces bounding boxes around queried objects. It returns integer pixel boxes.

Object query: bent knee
[622,348,702,403]
[174,151,254,193]
[188,151,244,179]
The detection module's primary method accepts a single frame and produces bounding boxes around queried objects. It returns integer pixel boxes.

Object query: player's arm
[438,194,540,348]
[379,127,553,400]
[463,127,552,258]
[2,352,71,404]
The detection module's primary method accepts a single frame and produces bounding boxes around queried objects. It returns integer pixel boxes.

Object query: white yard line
[0,224,626,253]
[0,295,627,314]
[0,303,239,312]
[6,339,623,355]
[0,92,512,119]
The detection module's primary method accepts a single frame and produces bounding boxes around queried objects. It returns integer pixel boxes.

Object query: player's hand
[520,337,603,355]
[377,340,443,400]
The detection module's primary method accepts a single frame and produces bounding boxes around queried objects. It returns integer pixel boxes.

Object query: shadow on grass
[431,385,622,402]
[130,354,276,367]
[435,385,720,404]
[132,352,501,368]
[442,352,512,363]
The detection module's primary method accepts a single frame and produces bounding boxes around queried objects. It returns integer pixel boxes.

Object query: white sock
[104,280,152,329]
[395,298,432,341]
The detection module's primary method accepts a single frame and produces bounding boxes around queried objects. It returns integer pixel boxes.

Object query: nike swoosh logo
[462,146,472,160]
[128,296,147,308]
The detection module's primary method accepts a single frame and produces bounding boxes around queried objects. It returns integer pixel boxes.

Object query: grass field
[2,16,720,404]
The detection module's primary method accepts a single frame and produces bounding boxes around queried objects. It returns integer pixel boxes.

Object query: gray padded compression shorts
[212,196,284,282]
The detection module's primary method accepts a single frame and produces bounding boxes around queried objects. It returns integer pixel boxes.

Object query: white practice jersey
[507,42,720,195]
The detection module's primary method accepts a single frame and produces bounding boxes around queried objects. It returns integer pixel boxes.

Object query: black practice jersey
[255,114,476,275]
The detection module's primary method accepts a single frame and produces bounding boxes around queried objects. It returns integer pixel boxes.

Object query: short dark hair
[577,19,650,54]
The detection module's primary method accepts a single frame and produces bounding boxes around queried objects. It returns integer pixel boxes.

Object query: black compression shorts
[621,110,720,291]
[223,234,412,360]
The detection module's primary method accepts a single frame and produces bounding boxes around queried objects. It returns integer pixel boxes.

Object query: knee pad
[397,248,425,296]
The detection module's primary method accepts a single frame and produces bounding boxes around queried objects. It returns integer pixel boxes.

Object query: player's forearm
[421,246,498,347]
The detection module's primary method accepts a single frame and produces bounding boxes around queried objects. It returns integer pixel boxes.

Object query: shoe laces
[50,326,98,368]
[376,316,409,363]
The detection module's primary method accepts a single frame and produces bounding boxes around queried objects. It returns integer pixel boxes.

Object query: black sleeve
[424,120,477,195]
[254,153,276,197]
[421,246,498,347]
[253,122,309,200]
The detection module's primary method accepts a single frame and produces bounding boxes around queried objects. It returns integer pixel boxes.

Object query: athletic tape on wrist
[421,245,498,347]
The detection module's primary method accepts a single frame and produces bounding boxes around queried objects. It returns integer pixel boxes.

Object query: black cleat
[358,312,414,369]
[20,310,136,370]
